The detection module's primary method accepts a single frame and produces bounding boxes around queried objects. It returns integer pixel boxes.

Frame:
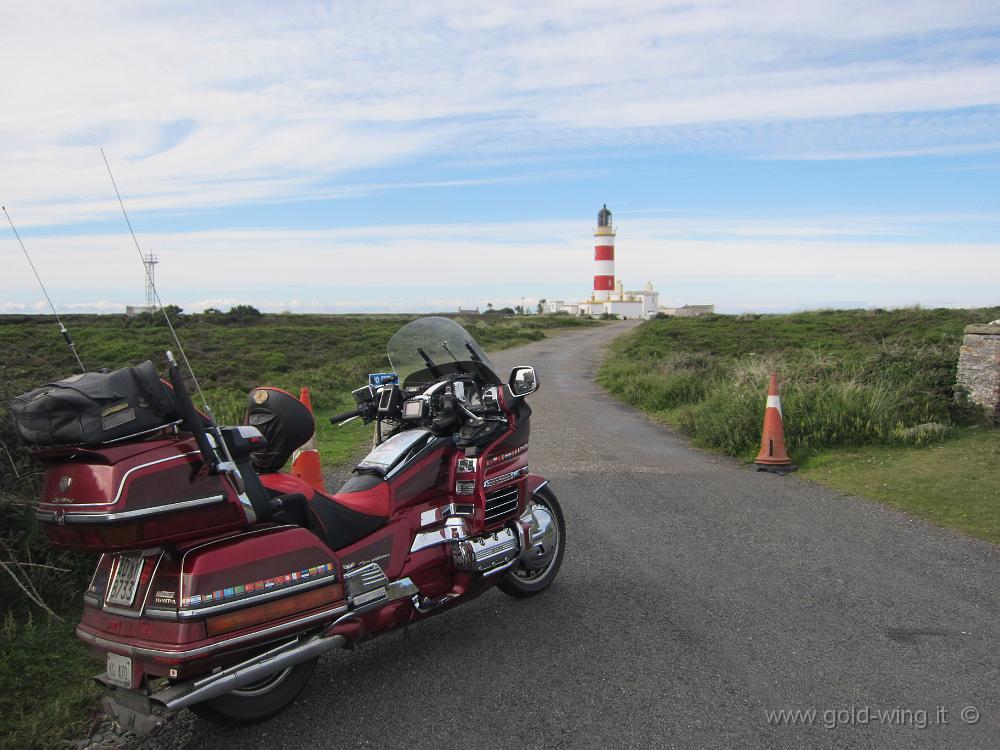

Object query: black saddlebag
[10,361,179,445]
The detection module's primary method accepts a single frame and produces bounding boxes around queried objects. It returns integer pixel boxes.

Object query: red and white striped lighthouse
[593,204,615,301]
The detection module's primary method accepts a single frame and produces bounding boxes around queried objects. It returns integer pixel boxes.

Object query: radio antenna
[3,206,85,372]
[99,148,212,417]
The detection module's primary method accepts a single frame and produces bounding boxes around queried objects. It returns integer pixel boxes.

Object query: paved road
[169,322,998,749]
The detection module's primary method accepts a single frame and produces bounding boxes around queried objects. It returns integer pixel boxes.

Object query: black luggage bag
[10,361,179,446]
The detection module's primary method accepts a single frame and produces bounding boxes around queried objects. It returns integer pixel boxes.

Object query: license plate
[106,652,132,688]
[106,554,144,607]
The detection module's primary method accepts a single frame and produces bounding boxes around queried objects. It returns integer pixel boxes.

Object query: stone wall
[956,323,1000,417]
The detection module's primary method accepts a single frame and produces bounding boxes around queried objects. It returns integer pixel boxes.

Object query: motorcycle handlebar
[330,408,362,425]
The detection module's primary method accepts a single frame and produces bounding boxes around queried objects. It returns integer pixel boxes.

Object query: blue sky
[1,1,999,314]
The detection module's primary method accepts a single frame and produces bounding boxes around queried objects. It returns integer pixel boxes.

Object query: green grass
[599,307,1000,459]
[800,427,1000,544]
[0,613,102,750]
[598,306,1000,542]
[0,310,594,748]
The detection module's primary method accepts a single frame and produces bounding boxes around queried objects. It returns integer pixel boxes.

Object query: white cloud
[2,1,999,225]
[2,217,997,314]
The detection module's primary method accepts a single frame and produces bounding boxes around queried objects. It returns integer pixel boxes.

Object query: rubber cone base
[752,462,798,474]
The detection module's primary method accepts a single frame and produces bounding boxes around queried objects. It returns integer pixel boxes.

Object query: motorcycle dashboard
[401,398,424,420]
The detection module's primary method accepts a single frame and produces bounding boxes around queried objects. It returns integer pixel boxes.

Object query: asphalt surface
[152,321,999,749]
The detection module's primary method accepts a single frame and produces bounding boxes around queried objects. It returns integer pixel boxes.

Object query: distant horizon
[3,301,999,318]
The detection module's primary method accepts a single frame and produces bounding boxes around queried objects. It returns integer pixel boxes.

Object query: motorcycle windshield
[388,317,500,388]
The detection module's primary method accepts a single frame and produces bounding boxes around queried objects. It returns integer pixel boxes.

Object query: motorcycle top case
[34,435,251,552]
[10,360,179,446]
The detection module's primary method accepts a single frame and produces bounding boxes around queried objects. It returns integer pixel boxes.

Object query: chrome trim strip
[76,603,349,660]
[483,466,528,488]
[101,420,183,444]
[177,576,337,620]
[102,604,144,619]
[37,451,202,509]
[38,494,225,524]
[485,507,518,522]
[532,480,550,495]
[86,553,106,596]
[138,552,164,617]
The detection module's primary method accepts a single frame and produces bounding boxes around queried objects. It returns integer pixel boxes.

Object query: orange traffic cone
[753,373,796,474]
[292,387,326,492]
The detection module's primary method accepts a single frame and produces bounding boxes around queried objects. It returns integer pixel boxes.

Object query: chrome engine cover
[518,501,558,571]
[452,527,520,573]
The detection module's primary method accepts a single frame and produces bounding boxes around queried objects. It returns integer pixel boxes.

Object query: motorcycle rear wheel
[189,657,317,725]
[498,486,565,598]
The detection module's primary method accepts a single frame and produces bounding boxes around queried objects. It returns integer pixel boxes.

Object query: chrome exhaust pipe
[152,633,346,712]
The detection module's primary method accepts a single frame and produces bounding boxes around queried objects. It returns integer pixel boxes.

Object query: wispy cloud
[3,217,997,314]
[2,1,1000,225]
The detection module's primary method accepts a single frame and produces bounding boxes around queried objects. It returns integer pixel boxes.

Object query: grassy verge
[0,310,594,749]
[799,427,1000,544]
[0,615,102,749]
[598,307,1000,541]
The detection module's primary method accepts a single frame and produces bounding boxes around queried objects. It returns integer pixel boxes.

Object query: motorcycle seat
[262,479,387,552]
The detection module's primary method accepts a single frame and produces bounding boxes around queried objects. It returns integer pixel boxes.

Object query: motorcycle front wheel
[189,657,317,725]
[498,485,565,598]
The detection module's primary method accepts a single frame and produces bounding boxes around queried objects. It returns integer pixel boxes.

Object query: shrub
[226,304,263,323]
[600,306,1000,459]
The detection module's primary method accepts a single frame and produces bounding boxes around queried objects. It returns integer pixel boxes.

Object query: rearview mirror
[508,366,538,397]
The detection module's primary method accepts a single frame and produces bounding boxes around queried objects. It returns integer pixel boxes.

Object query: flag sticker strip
[180,562,336,608]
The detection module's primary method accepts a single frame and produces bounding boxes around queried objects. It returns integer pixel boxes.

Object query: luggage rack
[100,419,184,445]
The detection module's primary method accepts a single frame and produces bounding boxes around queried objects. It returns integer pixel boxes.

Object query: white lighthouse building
[592,204,615,301]
[572,205,659,319]
[541,204,715,320]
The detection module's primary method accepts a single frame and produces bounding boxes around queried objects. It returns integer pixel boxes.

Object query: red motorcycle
[17,316,564,733]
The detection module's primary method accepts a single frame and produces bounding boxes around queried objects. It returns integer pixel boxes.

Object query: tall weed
[601,307,1000,459]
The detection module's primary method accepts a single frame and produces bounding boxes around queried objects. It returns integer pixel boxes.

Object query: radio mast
[144,253,158,308]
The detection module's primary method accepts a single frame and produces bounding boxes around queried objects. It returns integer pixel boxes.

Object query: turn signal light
[206,583,344,637]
